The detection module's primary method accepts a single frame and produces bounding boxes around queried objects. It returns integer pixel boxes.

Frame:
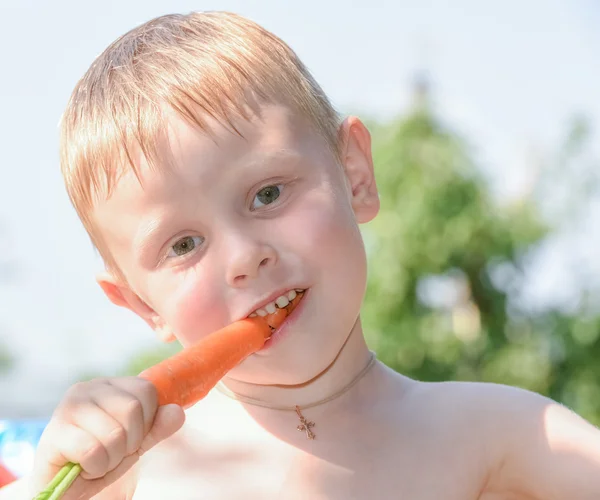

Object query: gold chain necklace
[216,351,377,440]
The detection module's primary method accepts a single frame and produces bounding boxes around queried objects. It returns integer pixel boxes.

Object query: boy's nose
[225,239,277,287]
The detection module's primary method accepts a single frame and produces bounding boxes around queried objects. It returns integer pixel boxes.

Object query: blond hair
[60,11,340,277]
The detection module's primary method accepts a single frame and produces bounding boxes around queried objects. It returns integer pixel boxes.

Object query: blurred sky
[1,0,599,416]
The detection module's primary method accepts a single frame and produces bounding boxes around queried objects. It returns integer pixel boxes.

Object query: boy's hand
[29,377,185,499]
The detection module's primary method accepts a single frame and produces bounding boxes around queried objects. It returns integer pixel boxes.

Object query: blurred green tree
[362,80,600,425]
[123,342,182,376]
[0,342,13,375]
[0,224,16,375]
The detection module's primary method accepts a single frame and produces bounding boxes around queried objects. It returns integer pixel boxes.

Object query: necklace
[216,351,377,440]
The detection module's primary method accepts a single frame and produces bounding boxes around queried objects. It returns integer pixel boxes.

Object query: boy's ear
[96,271,177,343]
[339,116,380,223]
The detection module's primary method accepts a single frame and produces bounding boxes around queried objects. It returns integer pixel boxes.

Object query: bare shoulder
[407,379,598,463]
[407,379,600,499]
[396,377,524,430]
[422,379,600,459]
[405,377,578,429]
[394,379,510,468]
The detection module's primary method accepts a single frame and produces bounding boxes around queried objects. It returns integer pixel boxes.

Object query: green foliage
[0,339,14,374]
[122,342,182,376]
[362,99,600,425]
[0,236,16,376]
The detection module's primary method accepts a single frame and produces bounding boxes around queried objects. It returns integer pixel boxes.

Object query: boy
[4,11,600,499]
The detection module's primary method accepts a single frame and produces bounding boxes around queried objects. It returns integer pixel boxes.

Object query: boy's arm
[482,384,600,500]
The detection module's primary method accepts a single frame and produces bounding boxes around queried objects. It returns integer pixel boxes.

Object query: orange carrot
[266,308,287,330]
[266,292,304,330]
[140,317,271,408]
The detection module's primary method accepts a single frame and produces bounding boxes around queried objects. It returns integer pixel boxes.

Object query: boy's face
[94,103,379,384]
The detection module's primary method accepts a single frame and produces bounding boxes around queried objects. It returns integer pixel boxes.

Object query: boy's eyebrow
[240,149,300,170]
[134,216,170,264]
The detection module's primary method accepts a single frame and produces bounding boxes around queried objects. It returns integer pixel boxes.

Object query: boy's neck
[220,319,374,410]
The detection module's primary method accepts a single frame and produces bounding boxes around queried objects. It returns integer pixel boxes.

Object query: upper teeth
[249,289,301,317]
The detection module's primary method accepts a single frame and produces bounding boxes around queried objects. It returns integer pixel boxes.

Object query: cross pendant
[295,406,316,439]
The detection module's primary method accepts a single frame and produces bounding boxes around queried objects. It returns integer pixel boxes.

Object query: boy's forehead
[163,102,311,160]
[150,102,332,187]
[91,103,332,229]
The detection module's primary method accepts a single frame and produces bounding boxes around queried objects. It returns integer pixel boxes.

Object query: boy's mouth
[248,289,306,332]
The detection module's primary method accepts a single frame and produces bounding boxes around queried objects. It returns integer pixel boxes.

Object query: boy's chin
[231,348,340,386]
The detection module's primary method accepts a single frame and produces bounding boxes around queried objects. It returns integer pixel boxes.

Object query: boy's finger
[90,381,145,455]
[68,403,128,475]
[108,377,159,434]
[33,421,109,486]
[138,404,185,455]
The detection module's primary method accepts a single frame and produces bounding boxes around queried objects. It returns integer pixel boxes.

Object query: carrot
[266,308,287,330]
[33,316,271,500]
[140,316,272,408]
[266,292,304,330]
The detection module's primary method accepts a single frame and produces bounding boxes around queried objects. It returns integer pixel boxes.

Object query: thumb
[139,404,185,455]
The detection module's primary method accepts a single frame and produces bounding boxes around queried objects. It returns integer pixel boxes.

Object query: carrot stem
[47,463,81,500]
[32,462,81,500]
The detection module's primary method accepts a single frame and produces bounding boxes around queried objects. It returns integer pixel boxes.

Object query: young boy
[4,11,600,500]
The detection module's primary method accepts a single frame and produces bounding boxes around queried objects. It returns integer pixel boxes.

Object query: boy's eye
[253,184,282,209]
[168,235,204,257]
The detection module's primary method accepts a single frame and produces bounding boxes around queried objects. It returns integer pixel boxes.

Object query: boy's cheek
[290,193,362,256]
[146,268,226,347]
[303,194,367,284]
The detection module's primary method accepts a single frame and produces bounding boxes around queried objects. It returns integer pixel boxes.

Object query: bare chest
[133,426,483,500]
